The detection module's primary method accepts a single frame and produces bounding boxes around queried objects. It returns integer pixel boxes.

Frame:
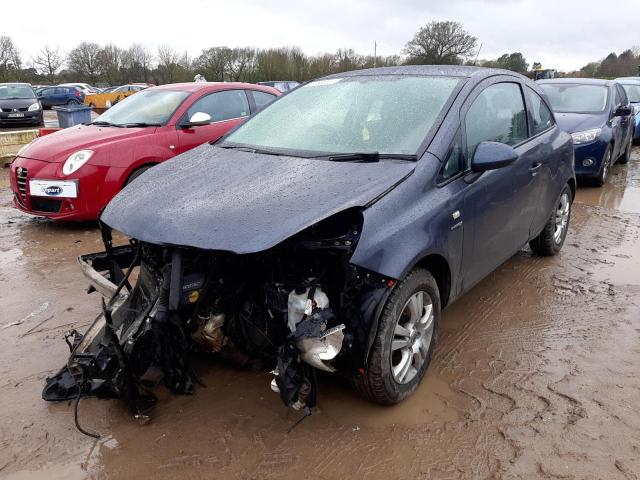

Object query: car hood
[101,144,415,253]
[20,124,148,162]
[554,112,606,134]
[0,98,38,109]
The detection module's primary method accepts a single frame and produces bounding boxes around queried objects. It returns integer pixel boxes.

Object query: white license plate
[8,113,24,118]
[29,179,78,198]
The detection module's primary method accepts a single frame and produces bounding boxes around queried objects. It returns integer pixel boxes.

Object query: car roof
[151,82,280,94]
[538,78,614,87]
[323,65,522,80]
[615,77,640,83]
[0,82,33,86]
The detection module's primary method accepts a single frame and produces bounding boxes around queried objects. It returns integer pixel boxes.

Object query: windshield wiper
[325,152,381,162]
[307,152,417,162]
[90,120,123,127]
[217,144,288,156]
[117,122,162,128]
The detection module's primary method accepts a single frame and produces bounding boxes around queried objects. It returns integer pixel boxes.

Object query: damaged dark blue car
[43,66,576,424]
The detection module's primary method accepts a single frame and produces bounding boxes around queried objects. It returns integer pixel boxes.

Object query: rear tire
[67,99,80,105]
[529,184,572,256]
[619,135,632,164]
[355,268,440,405]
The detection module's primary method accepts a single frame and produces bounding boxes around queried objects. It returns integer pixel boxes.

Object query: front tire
[125,165,153,186]
[530,184,572,256]
[356,268,440,405]
[594,145,612,187]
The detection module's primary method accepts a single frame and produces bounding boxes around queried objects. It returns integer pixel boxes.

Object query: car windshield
[539,84,609,114]
[620,83,640,103]
[222,75,461,157]
[0,85,36,100]
[95,89,189,126]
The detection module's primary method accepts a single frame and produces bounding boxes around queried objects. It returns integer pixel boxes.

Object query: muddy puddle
[1,150,639,479]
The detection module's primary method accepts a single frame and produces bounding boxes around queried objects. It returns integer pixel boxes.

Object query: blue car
[615,77,640,144]
[539,78,634,186]
[44,66,575,416]
[36,85,85,109]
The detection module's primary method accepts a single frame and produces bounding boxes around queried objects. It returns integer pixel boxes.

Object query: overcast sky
[4,0,638,72]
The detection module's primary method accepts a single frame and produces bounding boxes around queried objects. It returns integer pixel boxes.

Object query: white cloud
[3,0,637,72]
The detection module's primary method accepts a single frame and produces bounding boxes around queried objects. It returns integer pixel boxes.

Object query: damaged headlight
[62,150,94,175]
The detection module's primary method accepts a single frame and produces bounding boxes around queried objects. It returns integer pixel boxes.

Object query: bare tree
[97,44,124,84]
[0,36,22,82]
[157,45,182,83]
[122,44,153,83]
[32,45,64,84]
[67,42,102,83]
[404,21,478,65]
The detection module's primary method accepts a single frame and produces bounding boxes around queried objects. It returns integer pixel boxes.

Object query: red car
[9,82,281,221]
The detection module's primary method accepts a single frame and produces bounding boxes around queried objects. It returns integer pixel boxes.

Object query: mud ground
[1,150,639,480]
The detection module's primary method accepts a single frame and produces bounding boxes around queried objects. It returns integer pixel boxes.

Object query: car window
[187,90,250,122]
[224,75,461,156]
[539,84,609,114]
[616,85,628,106]
[525,87,555,136]
[54,87,66,95]
[620,83,640,103]
[439,131,464,181]
[614,86,622,106]
[251,90,277,111]
[465,82,527,162]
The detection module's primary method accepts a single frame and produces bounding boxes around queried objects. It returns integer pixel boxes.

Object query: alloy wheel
[390,291,435,384]
[554,192,570,244]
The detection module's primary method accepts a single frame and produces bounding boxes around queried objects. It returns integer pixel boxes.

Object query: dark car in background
[615,77,640,144]
[0,83,43,127]
[257,80,300,92]
[44,66,575,421]
[539,78,633,186]
[37,86,85,108]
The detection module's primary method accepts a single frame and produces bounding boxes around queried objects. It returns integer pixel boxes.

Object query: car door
[615,84,632,152]
[175,89,250,154]
[515,86,559,242]
[38,88,51,107]
[458,79,529,291]
[611,85,626,158]
[53,87,67,106]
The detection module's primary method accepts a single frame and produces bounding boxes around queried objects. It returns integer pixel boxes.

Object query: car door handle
[529,162,542,176]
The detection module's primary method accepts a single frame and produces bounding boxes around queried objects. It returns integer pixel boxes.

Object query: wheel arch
[122,161,159,188]
[412,254,452,308]
[567,177,576,201]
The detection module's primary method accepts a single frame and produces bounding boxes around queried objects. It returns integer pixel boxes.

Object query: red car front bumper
[9,157,124,221]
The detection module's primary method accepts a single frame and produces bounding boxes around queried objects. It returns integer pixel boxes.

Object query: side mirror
[471,142,519,172]
[182,111,211,128]
[614,105,632,117]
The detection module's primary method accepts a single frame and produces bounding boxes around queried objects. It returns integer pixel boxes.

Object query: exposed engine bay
[43,208,395,426]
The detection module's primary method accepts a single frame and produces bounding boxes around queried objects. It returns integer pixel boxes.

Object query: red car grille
[15,167,27,203]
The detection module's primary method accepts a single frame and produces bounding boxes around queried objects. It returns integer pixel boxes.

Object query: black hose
[74,391,100,439]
